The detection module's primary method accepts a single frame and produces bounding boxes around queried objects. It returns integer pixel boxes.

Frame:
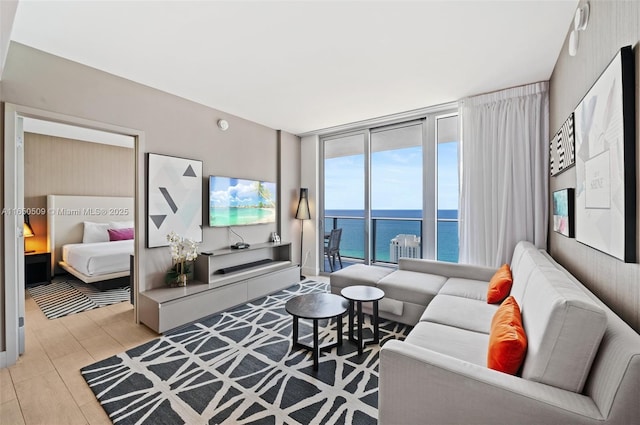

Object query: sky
[209,178,276,208]
[325,142,459,211]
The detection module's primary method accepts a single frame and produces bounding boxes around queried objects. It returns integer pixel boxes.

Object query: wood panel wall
[549,1,640,332]
[24,133,134,252]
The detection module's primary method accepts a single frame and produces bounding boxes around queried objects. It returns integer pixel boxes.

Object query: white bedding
[62,240,134,276]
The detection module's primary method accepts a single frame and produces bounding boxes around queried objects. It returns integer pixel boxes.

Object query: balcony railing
[436,217,459,263]
[325,214,459,266]
[325,215,422,264]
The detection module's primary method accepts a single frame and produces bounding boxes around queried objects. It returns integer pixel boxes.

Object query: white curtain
[458,82,549,267]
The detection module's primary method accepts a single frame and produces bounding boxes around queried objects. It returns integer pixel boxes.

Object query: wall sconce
[217,119,229,131]
[569,2,590,57]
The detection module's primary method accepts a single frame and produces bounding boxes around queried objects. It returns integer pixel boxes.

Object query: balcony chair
[325,228,343,272]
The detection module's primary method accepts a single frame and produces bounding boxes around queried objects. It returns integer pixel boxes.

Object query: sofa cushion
[398,258,496,281]
[329,264,394,291]
[420,294,498,334]
[487,264,513,304]
[405,321,489,367]
[510,241,556,303]
[520,266,607,393]
[377,270,446,305]
[487,296,527,375]
[438,277,489,301]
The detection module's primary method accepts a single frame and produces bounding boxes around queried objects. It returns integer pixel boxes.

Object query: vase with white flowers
[166,231,199,287]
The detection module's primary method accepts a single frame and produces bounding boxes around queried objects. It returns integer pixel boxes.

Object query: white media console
[139,242,299,333]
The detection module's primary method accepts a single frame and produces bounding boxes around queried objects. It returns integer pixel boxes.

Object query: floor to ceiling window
[321,109,458,273]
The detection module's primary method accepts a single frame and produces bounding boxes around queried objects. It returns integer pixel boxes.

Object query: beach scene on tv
[209,177,276,227]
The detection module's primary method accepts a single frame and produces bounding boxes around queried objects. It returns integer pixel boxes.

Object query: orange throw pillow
[487,264,513,304]
[487,296,527,375]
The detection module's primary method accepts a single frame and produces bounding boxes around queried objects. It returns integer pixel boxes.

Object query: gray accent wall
[0,43,301,351]
[549,1,640,332]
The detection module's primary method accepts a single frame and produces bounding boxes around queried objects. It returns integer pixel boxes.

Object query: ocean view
[325,209,459,263]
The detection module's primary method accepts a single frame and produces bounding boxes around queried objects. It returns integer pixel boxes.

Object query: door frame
[2,103,146,367]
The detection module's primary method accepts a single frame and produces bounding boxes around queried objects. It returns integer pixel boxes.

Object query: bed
[47,195,135,288]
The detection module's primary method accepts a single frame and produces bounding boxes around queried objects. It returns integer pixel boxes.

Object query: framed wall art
[574,45,636,262]
[553,188,574,238]
[146,153,203,248]
[550,112,575,176]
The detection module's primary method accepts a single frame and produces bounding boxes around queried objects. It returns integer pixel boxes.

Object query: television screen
[209,176,277,227]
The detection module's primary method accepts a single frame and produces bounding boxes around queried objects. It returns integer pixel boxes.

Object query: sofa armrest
[398,258,496,281]
[379,340,603,425]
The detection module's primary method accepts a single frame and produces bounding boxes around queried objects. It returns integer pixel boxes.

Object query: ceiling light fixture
[569,2,590,57]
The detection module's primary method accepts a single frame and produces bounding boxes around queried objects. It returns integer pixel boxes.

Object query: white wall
[0,0,18,77]
[301,135,320,276]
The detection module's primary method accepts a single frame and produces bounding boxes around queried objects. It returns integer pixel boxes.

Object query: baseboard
[301,265,317,278]
[0,350,7,368]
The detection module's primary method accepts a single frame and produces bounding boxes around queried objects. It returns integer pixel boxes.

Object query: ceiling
[9,1,578,135]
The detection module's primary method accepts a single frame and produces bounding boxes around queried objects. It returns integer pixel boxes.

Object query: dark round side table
[285,293,349,370]
[340,285,385,356]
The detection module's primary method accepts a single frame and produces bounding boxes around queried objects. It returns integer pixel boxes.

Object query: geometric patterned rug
[80,281,411,424]
[27,278,130,320]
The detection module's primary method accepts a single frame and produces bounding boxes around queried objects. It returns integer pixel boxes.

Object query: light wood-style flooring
[0,290,158,425]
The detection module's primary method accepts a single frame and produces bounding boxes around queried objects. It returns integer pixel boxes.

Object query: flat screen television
[209,176,277,227]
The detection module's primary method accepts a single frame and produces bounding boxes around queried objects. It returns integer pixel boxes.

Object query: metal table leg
[373,300,380,344]
[348,300,355,342]
[357,300,364,356]
[312,319,319,370]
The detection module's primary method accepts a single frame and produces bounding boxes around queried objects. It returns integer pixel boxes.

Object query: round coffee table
[340,286,385,356]
[285,293,349,370]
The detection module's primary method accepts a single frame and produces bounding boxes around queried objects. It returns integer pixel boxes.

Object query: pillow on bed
[108,227,134,241]
[110,220,134,229]
[82,221,111,243]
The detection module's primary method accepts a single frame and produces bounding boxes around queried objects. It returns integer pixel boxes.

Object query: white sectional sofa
[329,241,640,425]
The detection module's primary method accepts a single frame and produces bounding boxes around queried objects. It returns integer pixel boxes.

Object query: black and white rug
[81,281,411,424]
[28,278,130,319]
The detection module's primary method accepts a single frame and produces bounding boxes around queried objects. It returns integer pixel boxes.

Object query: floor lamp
[295,188,310,280]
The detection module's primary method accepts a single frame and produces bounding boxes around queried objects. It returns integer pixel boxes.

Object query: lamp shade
[295,188,310,220]
[23,214,35,238]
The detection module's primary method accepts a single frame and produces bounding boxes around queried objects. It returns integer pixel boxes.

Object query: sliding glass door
[371,122,423,263]
[321,111,459,273]
[323,132,367,271]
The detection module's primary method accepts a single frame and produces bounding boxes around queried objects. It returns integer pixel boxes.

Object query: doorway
[3,103,145,367]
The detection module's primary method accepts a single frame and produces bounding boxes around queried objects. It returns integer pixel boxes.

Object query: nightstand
[25,252,51,286]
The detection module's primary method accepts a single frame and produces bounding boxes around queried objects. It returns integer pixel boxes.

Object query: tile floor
[0,275,329,424]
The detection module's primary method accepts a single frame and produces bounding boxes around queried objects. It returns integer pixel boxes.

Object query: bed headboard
[47,195,134,274]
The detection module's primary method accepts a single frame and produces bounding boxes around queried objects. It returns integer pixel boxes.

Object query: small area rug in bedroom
[27,277,131,319]
[81,281,411,425]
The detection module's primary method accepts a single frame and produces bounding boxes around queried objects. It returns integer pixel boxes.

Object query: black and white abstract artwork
[550,112,575,176]
[146,153,202,248]
[574,46,636,262]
